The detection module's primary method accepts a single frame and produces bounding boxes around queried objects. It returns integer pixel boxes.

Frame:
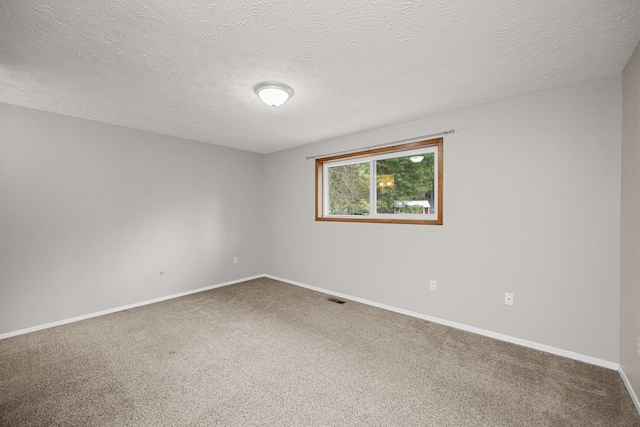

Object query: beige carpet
[1,277,638,426]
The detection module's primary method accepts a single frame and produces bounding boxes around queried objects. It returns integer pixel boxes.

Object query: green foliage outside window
[328,162,370,215]
[376,153,434,214]
[327,153,434,216]
[316,137,442,225]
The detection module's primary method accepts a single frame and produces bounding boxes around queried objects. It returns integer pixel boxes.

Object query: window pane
[316,137,443,225]
[376,153,434,215]
[328,162,370,215]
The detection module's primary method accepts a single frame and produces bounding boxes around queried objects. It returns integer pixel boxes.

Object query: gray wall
[621,42,640,398]
[0,103,265,334]
[0,75,627,366]
[264,77,621,363]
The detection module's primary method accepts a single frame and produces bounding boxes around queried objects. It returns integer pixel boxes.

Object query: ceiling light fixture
[410,155,424,162]
[254,82,293,107]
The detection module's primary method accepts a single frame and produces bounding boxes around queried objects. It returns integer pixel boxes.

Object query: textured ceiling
[1,1,639,153]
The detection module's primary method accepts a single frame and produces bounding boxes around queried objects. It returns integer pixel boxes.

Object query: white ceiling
[1,1,639,154]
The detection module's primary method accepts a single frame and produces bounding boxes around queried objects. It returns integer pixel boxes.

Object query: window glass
[328,161,370,215]
[316,137,443,225]
[375,153,435,215]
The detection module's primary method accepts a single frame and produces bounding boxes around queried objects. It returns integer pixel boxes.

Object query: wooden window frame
[315,137,443,225]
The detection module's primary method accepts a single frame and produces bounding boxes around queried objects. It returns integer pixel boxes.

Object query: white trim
[266,275,619,371]
[2,273,621,373]
[619,367,640,414]
[0,275,265,341]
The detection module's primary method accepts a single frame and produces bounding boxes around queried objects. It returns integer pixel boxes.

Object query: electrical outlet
[430,280,437,291]
[505,293,514,306]
[637,337,640,359]
[233,257,238,265]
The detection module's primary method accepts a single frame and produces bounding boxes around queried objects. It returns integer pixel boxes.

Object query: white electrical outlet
[637,337,640,359]
[430,280,437,291]
[505,293,514,306]
[233,257,238,265]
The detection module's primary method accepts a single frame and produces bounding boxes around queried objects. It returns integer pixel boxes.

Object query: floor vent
[327,297,346,305]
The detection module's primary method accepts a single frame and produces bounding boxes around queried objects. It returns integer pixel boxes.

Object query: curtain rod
[305,129,455,160]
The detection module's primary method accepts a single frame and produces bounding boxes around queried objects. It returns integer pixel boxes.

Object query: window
[316,138,443,225]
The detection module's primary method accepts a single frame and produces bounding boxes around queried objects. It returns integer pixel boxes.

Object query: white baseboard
[265,274,619,371]
[0,275,265,341]
[619,367,640,414]
[3,273,635,414]
[1,273,620,373]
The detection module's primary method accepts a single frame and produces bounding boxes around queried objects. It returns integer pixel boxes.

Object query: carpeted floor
[1,277,639,426]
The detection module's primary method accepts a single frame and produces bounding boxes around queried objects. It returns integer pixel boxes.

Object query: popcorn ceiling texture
[0,0,638,153]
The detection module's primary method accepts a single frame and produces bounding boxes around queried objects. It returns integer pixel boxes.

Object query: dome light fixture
[254,82,293,107]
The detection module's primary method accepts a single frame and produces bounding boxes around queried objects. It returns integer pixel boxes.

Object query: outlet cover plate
[430,280,437,291]
[505,293,514,306]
